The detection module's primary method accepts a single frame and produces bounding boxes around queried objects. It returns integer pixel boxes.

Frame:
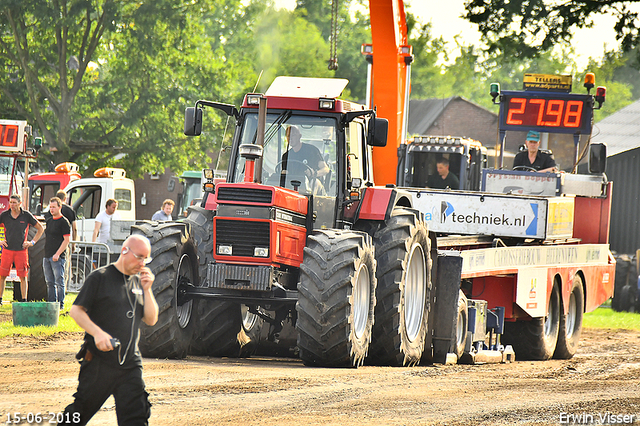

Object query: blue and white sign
[408,190,573,239]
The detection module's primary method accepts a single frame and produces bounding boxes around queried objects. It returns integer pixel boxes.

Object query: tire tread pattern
[296,229,376,367]
[131,222,194,359]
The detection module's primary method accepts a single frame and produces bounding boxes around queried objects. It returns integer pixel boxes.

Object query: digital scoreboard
[0,120,26,152]
[499,91,593,135]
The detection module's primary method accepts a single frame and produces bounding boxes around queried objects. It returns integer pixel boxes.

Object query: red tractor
[132,77,435,366]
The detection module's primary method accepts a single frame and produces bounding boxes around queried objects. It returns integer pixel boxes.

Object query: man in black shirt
[427,158,459,190]
[280,126,330,193]
[512,130,558,172]
[62,234,158,425]
[44,197,71,309]
[0,194,44,303]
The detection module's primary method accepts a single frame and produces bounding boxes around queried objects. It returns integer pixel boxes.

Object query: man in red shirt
[0,194,44,303]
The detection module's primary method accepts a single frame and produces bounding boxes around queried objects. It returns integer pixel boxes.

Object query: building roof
[592,98,640,157]
[407,97,456,135]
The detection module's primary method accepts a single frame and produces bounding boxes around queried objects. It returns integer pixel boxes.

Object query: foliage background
[1,0,638,177]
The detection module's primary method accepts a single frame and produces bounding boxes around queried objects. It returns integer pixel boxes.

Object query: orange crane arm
[368,0,412,185]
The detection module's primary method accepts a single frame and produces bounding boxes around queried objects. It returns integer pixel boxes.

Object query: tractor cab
[190,77,387,232]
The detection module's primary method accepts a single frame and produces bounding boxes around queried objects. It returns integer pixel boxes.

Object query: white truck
[29,166,137,292]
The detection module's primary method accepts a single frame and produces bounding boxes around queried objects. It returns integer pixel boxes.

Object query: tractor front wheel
[296,230,376,367]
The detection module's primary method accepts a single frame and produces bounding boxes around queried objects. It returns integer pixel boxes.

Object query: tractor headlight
[254,247,269,257]
[218,245,233,255]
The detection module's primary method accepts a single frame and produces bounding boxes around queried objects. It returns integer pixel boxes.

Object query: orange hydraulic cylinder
[368,0,411,186]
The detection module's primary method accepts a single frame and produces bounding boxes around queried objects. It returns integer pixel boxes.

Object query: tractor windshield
[233,113,337,198]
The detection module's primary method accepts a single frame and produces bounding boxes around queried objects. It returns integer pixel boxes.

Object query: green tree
[582,51,635,121]
[464,0,640,60]
[293,0,370,99]
[0,0,254,178]
[251,7,333,93]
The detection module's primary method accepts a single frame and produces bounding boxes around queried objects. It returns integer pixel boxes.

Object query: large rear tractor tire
[131,222,196,359]
[554,275,585,359]
[503,282,560,360]
[14,234,47,302]
[367,209,431,366]
[296,230,376,367]
[183,206,247,357]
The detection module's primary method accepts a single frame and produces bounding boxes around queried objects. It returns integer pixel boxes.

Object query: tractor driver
[281,126,330,178]
[279,126,329,193]
[512,130,558,173]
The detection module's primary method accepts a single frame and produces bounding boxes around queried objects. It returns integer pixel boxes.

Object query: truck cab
[65,167,136,242]
[397,135,488,190]
[28,162,81,214]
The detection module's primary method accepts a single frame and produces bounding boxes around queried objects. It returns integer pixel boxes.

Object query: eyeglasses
[122,247,152,264]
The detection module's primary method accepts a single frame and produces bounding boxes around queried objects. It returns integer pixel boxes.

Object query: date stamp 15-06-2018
[5,412,80,424]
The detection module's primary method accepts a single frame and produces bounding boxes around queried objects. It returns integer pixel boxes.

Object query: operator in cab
[427,158,459,190]
[512,130,558,173]
[279,126,330,195]
[281,126,330,178]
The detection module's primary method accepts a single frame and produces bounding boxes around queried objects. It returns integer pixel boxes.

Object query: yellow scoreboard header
[523,74,572,92]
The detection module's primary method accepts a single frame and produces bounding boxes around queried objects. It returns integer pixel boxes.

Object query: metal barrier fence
[67,241,115,293]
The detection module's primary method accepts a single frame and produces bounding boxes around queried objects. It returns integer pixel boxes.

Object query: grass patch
[0,289,82,338]
[584,306,640,331]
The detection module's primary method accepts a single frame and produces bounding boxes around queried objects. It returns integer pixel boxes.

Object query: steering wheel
[272,160,326,195]
[274,159,316,178]
[513,165,537,172]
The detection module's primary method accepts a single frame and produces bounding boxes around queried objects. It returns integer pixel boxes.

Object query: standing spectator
[151,199,175,221]
[0,194,44,303]
[62,234,158,425]
[92,199,120,244]
[44,197,71,309]
[46,190,77,288]
[53,189,77,245]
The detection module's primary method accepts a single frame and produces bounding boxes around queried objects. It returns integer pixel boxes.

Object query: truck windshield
[233,113,337,198]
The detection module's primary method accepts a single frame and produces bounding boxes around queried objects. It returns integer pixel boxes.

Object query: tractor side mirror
[184,107,203,136]
[589,143,607,174]
[368,117,388,147]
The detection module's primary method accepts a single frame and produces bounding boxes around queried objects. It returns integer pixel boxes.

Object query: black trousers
[61,357,151,425]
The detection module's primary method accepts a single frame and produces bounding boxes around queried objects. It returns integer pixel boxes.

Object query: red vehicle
[27,162,81,214]
[131,0,614,366]
[132,77,433,367]
[0,119,47,301]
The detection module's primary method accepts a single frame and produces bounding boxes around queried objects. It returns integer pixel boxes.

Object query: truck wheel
[131,222,195,359]
[554,275,584,359]
[68,254,93,293]
[184,206,245,357]
[455,290,468,360]
[367,209,431,366]
[503,282,560,360]
[14,235,47,302]
[296,230,376,367]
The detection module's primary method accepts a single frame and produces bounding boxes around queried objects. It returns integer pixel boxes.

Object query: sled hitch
[459,304,515,364]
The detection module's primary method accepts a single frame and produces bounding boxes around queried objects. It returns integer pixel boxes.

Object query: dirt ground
[1,326,640,426]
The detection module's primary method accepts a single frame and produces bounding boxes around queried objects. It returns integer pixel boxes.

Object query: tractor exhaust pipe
[241,96,267,183]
